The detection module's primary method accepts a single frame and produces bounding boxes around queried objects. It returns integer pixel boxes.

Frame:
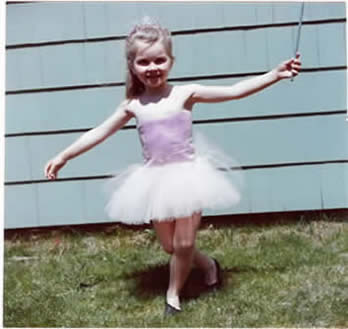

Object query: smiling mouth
[146,73,161,79]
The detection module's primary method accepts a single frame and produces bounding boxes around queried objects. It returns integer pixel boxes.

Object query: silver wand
[291,2,305,82]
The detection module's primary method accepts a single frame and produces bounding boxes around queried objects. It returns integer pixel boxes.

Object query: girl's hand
[275,53,302,80]
[44,155,67,180]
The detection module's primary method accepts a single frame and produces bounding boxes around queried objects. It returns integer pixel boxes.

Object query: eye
[155,57,167,65]
[136,59,149,66]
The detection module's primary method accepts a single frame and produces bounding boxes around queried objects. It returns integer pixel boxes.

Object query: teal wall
[5,2,347,228]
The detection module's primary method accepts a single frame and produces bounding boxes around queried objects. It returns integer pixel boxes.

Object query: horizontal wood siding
[5,70,346,134]
[5,163,347,229]
[5,2,347,228]
[6,23,346,91]
[5,115,347,182]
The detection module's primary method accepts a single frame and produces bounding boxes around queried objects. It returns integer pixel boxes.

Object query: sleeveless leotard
[138,111,194,165]
[105,109,241,224]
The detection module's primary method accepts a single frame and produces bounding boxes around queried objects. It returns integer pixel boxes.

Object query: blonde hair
[125,20,174,99]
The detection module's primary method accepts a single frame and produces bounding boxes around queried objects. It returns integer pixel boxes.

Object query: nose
[148,62,158,71]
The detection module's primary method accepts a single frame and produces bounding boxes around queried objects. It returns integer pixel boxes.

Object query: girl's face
[131,40,173,92]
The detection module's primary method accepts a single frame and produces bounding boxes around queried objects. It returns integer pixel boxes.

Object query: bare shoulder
[118,98,137,117]
[175,83,200,97]
[174,84,202,110]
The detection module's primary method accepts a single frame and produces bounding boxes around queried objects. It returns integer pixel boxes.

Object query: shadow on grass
[125,262,246,301]
[126,260,295,302]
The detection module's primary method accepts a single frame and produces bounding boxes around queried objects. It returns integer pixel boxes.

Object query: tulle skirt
[105,133,243,225]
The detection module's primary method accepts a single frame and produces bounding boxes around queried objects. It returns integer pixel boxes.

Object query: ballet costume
[105,106,242,225]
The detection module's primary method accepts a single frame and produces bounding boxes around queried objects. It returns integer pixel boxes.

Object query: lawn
[4,211,348,328]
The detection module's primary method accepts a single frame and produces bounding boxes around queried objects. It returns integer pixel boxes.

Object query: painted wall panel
[307,2,346,20]
[205,164,346,217]
[83,2,109,38]
[272,2,307,22]
[5,184,38,228]
[5,2,347,229]
[5,70,346,134]
[5,87,124,134]
[243,28,270,72]
[267,25,305,67]
[6,23,346,91]
[29,129,141,182]
[317,23,346,67]
[254,3,273,25]
[6,41,125,90]
[6,3,345,45]
[5,115,347,183]
[40,43,87,87]
[194,70,347,120]
[5,163,346,229]
[6,47,43,90]
[6,2,86,44]
[84,179,110,223]
[268,165,322,211]
[105,2,160,36]
[321,163,348,209]
[36,180,85,226]
[5,137,32,181]
[197,115,347,167]
[295,24,320,68]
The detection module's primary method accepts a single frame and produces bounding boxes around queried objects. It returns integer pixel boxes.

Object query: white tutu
[105,132,243,225]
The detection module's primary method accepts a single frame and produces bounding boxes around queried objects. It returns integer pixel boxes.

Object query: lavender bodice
[137,111,195,165]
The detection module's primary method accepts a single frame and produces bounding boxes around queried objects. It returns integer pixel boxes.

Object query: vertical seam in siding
[81,2,88,84]
[103,2,110,36]
[320,169,325,210]
[34,184,41,226]
[81,180,87,222]
[265,28,270,71]
[38,47,44,85]
[81,2,87,40]
[315,24,321,66]
[242,30,247,66]
[26,137,40,226]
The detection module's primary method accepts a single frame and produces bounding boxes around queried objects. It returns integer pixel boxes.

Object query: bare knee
[161,242,174,255]
[153,221,175,255]
[174,238,195,255]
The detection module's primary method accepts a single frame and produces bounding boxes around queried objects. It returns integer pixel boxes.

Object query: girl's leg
[163,214,200,310]
[153,213,218,310]
[152,220,175,255]
[190,213,218,285]
[193,249,218,286]
[153,220,180,309]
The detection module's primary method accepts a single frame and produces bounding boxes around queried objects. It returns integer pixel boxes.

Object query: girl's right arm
[44,101,133,180]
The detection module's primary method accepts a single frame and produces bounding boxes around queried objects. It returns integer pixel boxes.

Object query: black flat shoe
[206,257,222,289]
[164,302,181,316]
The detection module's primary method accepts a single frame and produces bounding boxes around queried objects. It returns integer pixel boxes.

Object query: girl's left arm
[188,54,301,104]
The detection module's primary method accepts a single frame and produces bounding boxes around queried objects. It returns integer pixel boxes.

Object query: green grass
[4,211,348,327]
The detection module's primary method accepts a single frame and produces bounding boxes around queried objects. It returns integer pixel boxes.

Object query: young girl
[45,22,301,315]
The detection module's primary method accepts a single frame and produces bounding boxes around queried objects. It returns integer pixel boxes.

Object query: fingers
[291,69,299,78]
[44,161,57,180]
[289,53,302,78]
[290,63,300,77]
[44,162,50,178]
[292,62,301,77]
[293,53,302,66]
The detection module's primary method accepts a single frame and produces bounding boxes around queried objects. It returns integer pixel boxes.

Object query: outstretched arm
[188,54,301,104]
[44,101,133,180]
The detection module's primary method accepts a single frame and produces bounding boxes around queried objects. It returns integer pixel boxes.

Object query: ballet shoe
[164,301,181,316]
[206,257,222,290]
